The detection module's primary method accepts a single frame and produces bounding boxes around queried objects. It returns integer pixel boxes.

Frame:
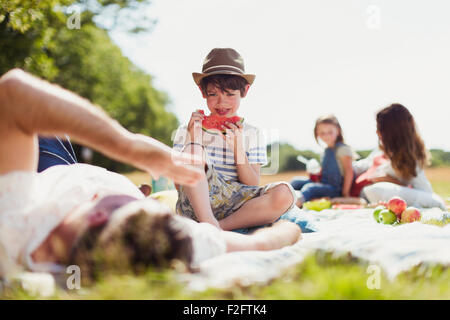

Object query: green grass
[2,252,449,300]
[432,181,450,206]
[422,217,450,227]
[1,173,449,300]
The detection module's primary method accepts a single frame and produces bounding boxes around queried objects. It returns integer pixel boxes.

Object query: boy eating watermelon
[173,48,298,232]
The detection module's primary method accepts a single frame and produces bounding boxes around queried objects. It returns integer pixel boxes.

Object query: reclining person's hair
[68,210,194,281]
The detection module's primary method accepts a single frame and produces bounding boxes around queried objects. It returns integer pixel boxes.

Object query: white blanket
[4,208,449,296]
[183,208,450,290]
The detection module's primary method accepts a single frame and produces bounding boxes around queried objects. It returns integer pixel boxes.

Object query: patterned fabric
[38,135,77,172]
[173,122,267,181]
[176,164,297,221]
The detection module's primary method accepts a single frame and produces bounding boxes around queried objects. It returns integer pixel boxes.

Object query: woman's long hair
[376,103,428,180]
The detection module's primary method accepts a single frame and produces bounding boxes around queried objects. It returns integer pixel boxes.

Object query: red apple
[387,196,407,218]
[401,207,421,223]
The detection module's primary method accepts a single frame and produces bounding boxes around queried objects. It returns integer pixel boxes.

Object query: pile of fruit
[373,196,421,225]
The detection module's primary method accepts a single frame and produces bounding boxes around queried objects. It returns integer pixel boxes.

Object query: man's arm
[0,69,201,185]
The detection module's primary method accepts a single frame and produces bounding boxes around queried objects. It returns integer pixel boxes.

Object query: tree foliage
[429,149,450,167]
[267,143,320,172]
[1,0,178,172]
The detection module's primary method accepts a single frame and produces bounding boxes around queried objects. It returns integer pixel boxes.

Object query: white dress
[0,164,144,276]
[354,149,445,209]
[0,163,226,278]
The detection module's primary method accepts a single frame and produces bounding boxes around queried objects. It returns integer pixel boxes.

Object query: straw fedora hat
[192,48,255,85]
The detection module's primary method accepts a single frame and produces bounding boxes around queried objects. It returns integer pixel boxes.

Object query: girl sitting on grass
[290,114,357,207]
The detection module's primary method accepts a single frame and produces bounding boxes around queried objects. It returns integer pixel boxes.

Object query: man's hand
[129,134,203,187]
[222,121,244,162]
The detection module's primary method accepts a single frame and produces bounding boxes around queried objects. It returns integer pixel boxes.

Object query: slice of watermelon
[200,111,244,134]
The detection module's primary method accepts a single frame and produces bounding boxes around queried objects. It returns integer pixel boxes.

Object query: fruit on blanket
[199,110,244,134]
[379,209,397,224]
[303,198,332,211]
[387,196,407,218]
[401,207,421,223]
[372,205,386,222]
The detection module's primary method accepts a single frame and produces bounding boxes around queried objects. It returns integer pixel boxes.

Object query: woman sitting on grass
[355,103,446,209]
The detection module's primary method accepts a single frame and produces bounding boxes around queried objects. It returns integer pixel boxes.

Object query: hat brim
[193,71,255,86]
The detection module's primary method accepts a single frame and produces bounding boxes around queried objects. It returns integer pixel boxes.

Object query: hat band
[202,64,244,74]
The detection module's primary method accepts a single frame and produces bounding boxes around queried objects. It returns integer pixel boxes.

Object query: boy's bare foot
[251,220,302,251]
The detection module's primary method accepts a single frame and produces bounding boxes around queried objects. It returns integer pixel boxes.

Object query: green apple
[373,205,386,222]
[379,209,397,225]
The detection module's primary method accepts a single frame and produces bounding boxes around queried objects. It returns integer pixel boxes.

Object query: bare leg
[180,144,220,228]
[219,184,294,231]
[222,220,302,252]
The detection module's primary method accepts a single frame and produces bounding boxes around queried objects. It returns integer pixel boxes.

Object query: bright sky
[110,0,450,152]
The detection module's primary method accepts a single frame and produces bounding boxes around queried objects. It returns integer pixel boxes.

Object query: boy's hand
[130,133,203,187]
[187,110,204,143]
[222,121,243,148]
[222,121,246,164]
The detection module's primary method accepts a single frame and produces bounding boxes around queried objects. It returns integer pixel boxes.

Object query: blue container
[151,176,175,193]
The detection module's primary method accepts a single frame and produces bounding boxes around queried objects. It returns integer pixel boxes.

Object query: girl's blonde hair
[376,103,429,180]
[314,114,344,144]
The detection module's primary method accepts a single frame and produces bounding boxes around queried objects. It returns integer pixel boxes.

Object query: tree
[50,24,178,171]
[267,142,320,173]
[1,0,178,172]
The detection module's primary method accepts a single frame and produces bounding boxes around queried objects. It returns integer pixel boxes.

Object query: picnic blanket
[3,207,449,296]
[181,207,450,291]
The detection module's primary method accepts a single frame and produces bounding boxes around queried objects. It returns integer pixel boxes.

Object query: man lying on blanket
[0,69,301,280]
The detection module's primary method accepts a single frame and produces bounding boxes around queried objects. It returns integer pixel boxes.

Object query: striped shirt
[173,123,267,181]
